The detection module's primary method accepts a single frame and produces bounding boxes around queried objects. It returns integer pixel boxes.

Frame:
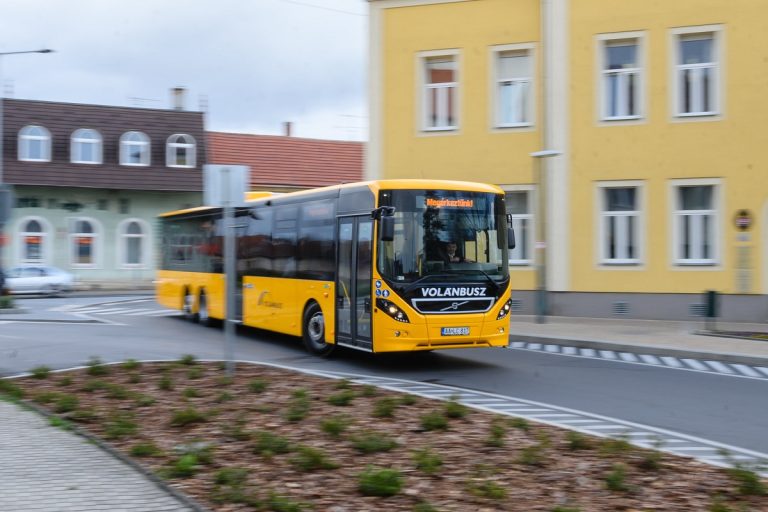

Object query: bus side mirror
[380,215,394,241]
[508,227,516,250]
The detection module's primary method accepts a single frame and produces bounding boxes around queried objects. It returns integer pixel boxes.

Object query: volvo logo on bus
[420,287,487,298]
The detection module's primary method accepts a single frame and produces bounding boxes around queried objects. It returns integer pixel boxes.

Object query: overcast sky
[1,0,368,141]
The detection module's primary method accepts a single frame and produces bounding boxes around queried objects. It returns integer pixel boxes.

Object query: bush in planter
[0,293,14,309]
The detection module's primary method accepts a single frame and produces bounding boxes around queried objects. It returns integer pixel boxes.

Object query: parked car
[4,266,75,296]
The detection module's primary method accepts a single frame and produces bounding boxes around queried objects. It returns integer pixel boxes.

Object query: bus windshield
[378,189,509,283]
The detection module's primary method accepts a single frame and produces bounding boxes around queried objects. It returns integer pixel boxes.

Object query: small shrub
[517,442,547,467]
[53,394,79,413]
[638,449,664,471]
[133,394,156,407]
[552,508,582,512]
[600,434,632,455]
[49,416,72,430]
[215,391,234,403]
[122,359,141,370]
[413,502,440,512]
[726,465,767,496]
[485,417,507,447]
[253,430,291,457]
[128,373,141,384]
[215,467,249,487]
[158,375,174,391]
[420,411,448,431]
[183,388,201,399]
[360,384,377,397]
[358,466,403,497]
[186,367,204,379]
[0,379,24,399]
[444,395,468,419]
[351,431,398,454]
[290,445,340,471]
[216,375,234,386]
[85,356,110,376]
[335,378,351,389]
[30,365,51,379]
[104,412,138,440]
[509,417,530,431]
[566,431,593,451]
[285,389,310,422]
[467,479,506,500]
[105,383,130,400]
[321,415,351,438]
[247,379,267,393]
[57,376,73,387]
[178,354,197,366]
[130,442,162,457]
[605,463,629,492]
[70,407,98,423]
[170,407,207,427]
[373,397,398,418]
[328,389,355,406]
[165,453,199,478]
[81,379,108,393]
[399,394,418,406]
[267,492,307,512]
[33,391,59,404]
[412,447,443,475]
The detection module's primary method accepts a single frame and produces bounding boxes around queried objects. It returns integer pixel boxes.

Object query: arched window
[71,128,103,164]
[18,125,52,161]
[17,217,50,264]
[166,134,196,168]
[70,218,100,267]
[119,219,148,267]
[120,131,150,166]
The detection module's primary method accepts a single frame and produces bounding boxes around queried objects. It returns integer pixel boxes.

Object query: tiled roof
[207,132,364,189]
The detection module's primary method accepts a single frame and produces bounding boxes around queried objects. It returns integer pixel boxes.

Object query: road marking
[705,361,735,374]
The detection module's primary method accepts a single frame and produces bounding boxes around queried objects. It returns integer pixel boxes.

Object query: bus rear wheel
[303,302,334,356]
[183,289,198,322]
[198,292,215,327]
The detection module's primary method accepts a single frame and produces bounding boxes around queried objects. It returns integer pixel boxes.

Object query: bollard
[704,290,719,332]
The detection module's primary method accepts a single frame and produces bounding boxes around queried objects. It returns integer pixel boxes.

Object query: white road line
[544,344,560,352]
[528,343,541,350]
[639,354,661,365]
[660,356,684,368]
[681,358,709,371]
[580,348,597,357]
[509,341,525,348]
[525,414,579,419]
[562,346,578,355]
[600,350,617,359]
[619,352,638,363]
[670,446,720,452]
[756,367,768,378]
[123,309,158,316]
[705,361,735,374]
[731,364,762,378]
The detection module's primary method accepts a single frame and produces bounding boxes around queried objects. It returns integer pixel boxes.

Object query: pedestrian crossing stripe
[508,341,768,380]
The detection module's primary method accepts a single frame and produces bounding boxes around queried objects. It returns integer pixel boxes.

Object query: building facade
[368,0,768,322]
[1,98,205,288]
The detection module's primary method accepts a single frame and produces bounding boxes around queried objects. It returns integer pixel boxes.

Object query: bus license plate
[441,327,469,336]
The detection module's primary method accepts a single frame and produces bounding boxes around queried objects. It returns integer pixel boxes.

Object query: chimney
[283,121,293,137]
[171,87,186,110]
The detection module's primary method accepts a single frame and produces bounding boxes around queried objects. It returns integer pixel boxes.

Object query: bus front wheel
[302,302,334,357]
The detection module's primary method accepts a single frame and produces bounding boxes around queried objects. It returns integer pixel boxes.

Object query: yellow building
[367,0,768,322]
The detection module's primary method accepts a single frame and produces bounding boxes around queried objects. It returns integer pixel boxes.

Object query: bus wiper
[402,274,454,294]
[477,269,500,294]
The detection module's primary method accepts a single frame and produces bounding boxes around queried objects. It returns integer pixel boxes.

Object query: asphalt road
[2,294,767,456]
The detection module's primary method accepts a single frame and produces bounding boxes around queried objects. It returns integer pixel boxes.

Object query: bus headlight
[496,299,512,320]
[376,298,410,323]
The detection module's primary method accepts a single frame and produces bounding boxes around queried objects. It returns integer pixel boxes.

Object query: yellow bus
[156,179,514,355]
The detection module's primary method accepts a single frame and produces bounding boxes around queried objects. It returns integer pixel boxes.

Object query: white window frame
[70,128,103,164]
[669,178,722,266]
[597,32,645,122]
[166,134,196,168]
[117,218,150,269]
[596,181,644,266]
[18,125,52,162]
[15,216,52,265]
[503,186,535,266]
[119,131,151,166]
[491,43,535,129]
[418,49,460,133]
[671,25,723,119]
[68,217,102,269]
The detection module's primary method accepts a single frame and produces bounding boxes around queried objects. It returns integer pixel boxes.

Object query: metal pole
[222,168,237,376]
[535,156,547,323]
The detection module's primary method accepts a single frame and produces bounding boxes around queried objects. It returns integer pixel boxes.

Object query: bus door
[336,215,373,350]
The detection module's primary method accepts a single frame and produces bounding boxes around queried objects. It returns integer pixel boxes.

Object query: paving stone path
[0,401,195,512]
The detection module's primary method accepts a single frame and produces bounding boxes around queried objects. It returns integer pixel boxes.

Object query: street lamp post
[530,149,561,324]
[0,49,54,272]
